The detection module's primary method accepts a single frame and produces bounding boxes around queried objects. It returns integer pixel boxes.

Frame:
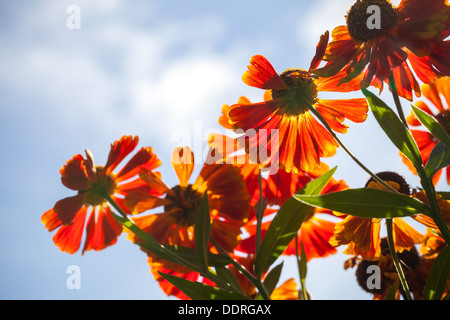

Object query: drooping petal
[41,208,62,232]
[125,191,171,214]
[60,154,90,191]
[171,147,195,187]
[103,135,139,176]
[53,194,86,225]
[392,218,424,252]
[309,31,329,71]
[285,217,338,261]
[422,79,446,112]
[194,163,250,223]
[150,263,199,300]
[228,99,281,132]
[115,147,161,183]
[243,55,289,90]
[82,206,122,254]
[52,207,87,254]
[317,98,368,124]
[270,278,299,300]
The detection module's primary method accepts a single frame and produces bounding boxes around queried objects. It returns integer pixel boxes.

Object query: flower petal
[60,154,90,191]
[171,147,195,187]
[243,55,289,90]
[53,194,86,225]
[103,136,139,176]
[52,207,87,254]
[116,147,161,183]
[82,206,122,254]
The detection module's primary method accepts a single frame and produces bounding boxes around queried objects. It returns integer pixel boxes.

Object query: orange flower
[238,164,348,261]
[401,76,450,185]
[226,33,368,173]
[420,228,447,259]
[348,238,434,300]
[314,0,450,101]
[411,189,450,232]
[125,146,251,272]
[266,164,348,261]
[329,172,424,260]
[41,136,162,254]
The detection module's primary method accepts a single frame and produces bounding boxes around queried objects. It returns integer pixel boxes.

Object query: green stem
[308,102,414,300]
[417,170,450,245]
[388,73,408,127]
[101,191,240,294]
[211,238,271,300]
[255,169,263,255]
[387,74,450,244]
[386,218,413,300]
[307,106,399,194]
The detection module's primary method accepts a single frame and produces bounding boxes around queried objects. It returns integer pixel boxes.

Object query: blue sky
[0,0,439,300]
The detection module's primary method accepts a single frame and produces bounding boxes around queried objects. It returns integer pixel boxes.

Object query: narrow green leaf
[254,167,337,278]
[139,243,229,267]
[159,272,251,300]
[294,188,432,218]
[299,242,308,300]
[215,266,245,295]
[195,191,211,273]
[423,245,450,300]
[411,104,450,150]
[262,262,284,296]
[384,280,399,300]
[363,88,422,168]
[425,142,450,178]
[112,212,199,271]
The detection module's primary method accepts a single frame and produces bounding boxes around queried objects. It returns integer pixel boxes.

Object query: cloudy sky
[1,0,436,300]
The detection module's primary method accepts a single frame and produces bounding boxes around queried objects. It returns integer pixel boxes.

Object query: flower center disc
[83,171,116,206]
[165,185,204,226]
[272,68,318,116]
[346,0,399,42]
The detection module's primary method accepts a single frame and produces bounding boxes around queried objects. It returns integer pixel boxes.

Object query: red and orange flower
[124,146,251,297]
[401,76,450,185]
[329,172,425,260]
[314,0,450,101]
[41,135,162,254]
[226,33,368,174]
[238,164,348,262]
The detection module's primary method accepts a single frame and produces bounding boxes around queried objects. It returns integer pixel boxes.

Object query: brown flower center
[436,110,450,135]
[346,0,399,42]
[83,166,116,206]
[365,171,411,195]
[271,68,318,116]
[164,185,204,226]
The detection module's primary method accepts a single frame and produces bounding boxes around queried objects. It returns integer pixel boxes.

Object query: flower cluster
[42,0,450,300]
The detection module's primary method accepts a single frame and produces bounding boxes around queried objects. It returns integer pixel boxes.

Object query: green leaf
[262,261,284,296]
[215,266,245,295]
[299,242,308,300]
[139,243,229,267]
[423,245,450,300]
[254,167,337,278]
[384,280,399,300]
[159,272,251,300]
[425,142,450,178]
[112,212,199,271]
[411,104,450,150]
[363,88,422,169]
[195,191,211,273]
[294,188,432,218]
